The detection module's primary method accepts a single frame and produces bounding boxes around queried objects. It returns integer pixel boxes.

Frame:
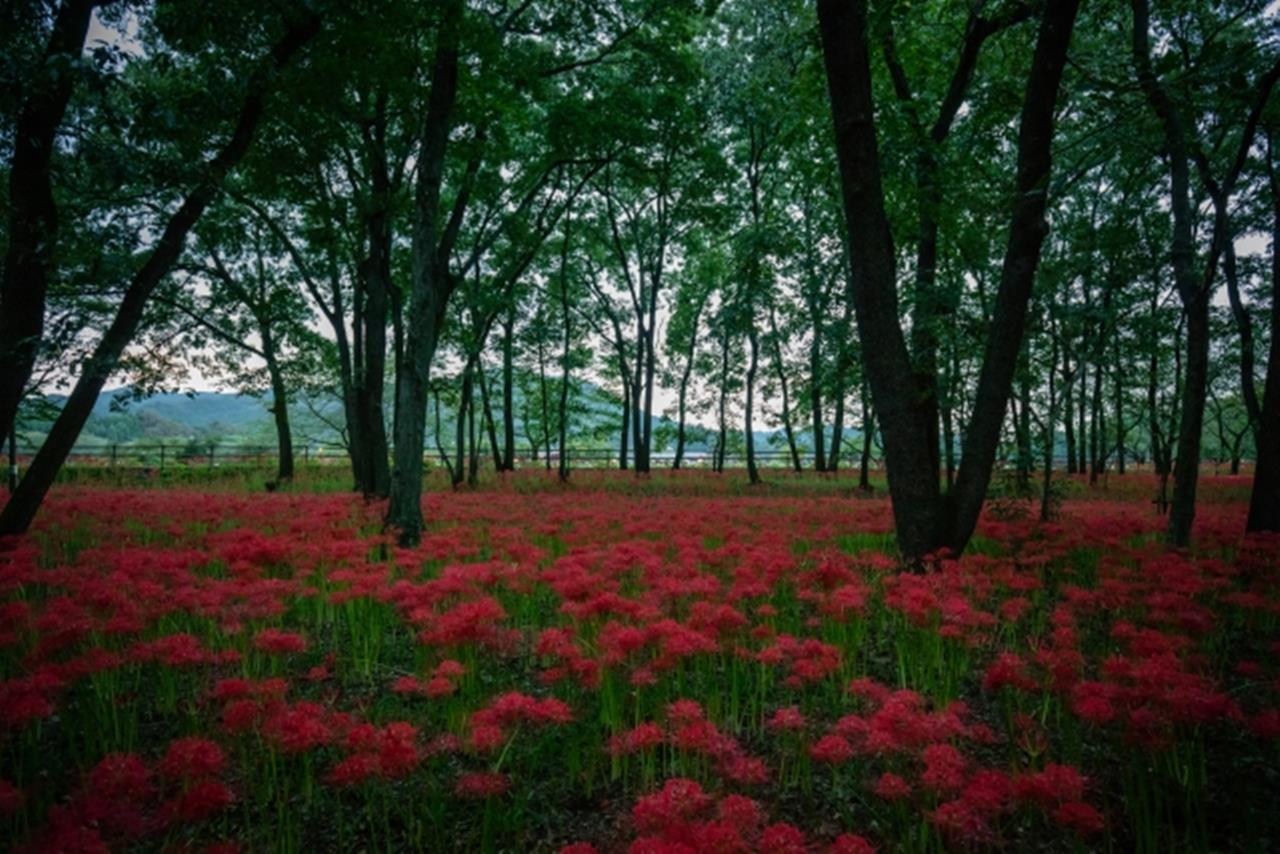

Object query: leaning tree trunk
[0,0,99,445]
[0,14,320,537]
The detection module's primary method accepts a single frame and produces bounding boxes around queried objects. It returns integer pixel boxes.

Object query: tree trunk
[859,385,874,491]
[453,364,470,489]
[356,91,394,499]
[1247,134,1280,531]
[818,0,1079,560]
[1132,0,1221,546]
[261,325,294,483]
[501,306,516,471]
[0,14,321,537]
[745,321,761,484]
[477,365,502,471]
[386,1,462,545]
[618,378,630,471]
[827,297,853,471]
[1062,351,1076,474]
[768,304,802,472]
[716,326,730,473]
[0,0,99,444]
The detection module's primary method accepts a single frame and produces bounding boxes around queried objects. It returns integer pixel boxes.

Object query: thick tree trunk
[1247,141,1280,531]
[354,91,394,498]
[1132,0,1225,546]
[386,2,461,545]
[0,0,99,445]
[0,14,320,537]
[818,0,1079,560]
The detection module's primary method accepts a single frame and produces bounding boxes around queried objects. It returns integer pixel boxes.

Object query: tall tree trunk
[261,325,294,484]
[387,1,462,545]
[356,91,394,498]
[478,365,502,471]
[1062,351,1076,474]
[859,384,874,491]
[0,0,99,444]
[1113,338,1127,474]
[1016,350,1032,493]
[1247,133,1280,532]
[818,0,1079,560]
[1041,321,1059,520]
[673,294,708,470]
[618,377,631,470]
[768,304,802,472]
[453,364,470,489]
[537,311,553,472]
[745,321,761,484]
[501,306,516,471]
[716,326,730,473]
[1132,0,1228,546]
[827,298,853,471]
[0,14,321,537]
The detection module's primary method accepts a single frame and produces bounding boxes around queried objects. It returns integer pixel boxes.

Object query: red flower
[164,779,234,823]
[1053,800,1104,835]
[158,737,226,781]
[455,772,510,799]
[253,628,307,655]
[809,734,853,765]
[830,834,877,854]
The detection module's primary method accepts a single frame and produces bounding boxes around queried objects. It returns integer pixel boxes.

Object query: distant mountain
[19,385,851,454]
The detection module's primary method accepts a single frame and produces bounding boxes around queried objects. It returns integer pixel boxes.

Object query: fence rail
[9,442,877,471]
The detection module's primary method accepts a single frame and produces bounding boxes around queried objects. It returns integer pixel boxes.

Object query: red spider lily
[455,772,510,799]
[158,737,226,781]
[253,628,308,655]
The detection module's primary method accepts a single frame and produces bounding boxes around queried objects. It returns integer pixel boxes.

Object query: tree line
[2,0,1277,560]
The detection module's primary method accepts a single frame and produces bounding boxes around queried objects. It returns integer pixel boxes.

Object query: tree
[817,0,1081,562]
[1,5,323,536]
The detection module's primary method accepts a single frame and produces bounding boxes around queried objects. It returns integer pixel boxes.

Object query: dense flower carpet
[0,473,1277,851]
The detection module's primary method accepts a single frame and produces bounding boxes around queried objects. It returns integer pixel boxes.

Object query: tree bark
[0,13,320,537]
[501,305,516,471]
[386,1,462,545]
[0,0,101,444]
[1248,132,1280,532]
[745,319,761,484]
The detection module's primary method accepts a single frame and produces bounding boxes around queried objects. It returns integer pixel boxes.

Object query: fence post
[110,444,118,467]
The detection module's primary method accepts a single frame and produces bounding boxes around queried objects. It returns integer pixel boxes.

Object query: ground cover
[0,473,1276,852]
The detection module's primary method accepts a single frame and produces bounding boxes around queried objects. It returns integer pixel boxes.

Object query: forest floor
[0,471,1276,852]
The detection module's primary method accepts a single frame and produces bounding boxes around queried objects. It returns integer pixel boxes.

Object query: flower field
[1,473,1277,852]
